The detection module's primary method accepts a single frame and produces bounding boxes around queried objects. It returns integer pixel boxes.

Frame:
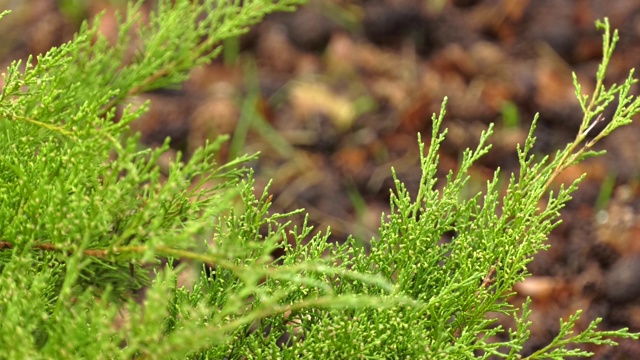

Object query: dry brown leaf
[289,81,356,130]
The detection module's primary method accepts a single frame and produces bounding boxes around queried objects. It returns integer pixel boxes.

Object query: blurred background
[2,0,640,357]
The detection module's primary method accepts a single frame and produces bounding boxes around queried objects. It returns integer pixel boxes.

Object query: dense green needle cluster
[0,1,638,358]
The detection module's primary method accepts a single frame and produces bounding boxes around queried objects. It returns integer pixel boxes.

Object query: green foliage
[501,101,520,128]
[0,0,637,358]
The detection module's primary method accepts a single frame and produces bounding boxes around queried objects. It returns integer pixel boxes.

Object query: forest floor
[2,0,640,357]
